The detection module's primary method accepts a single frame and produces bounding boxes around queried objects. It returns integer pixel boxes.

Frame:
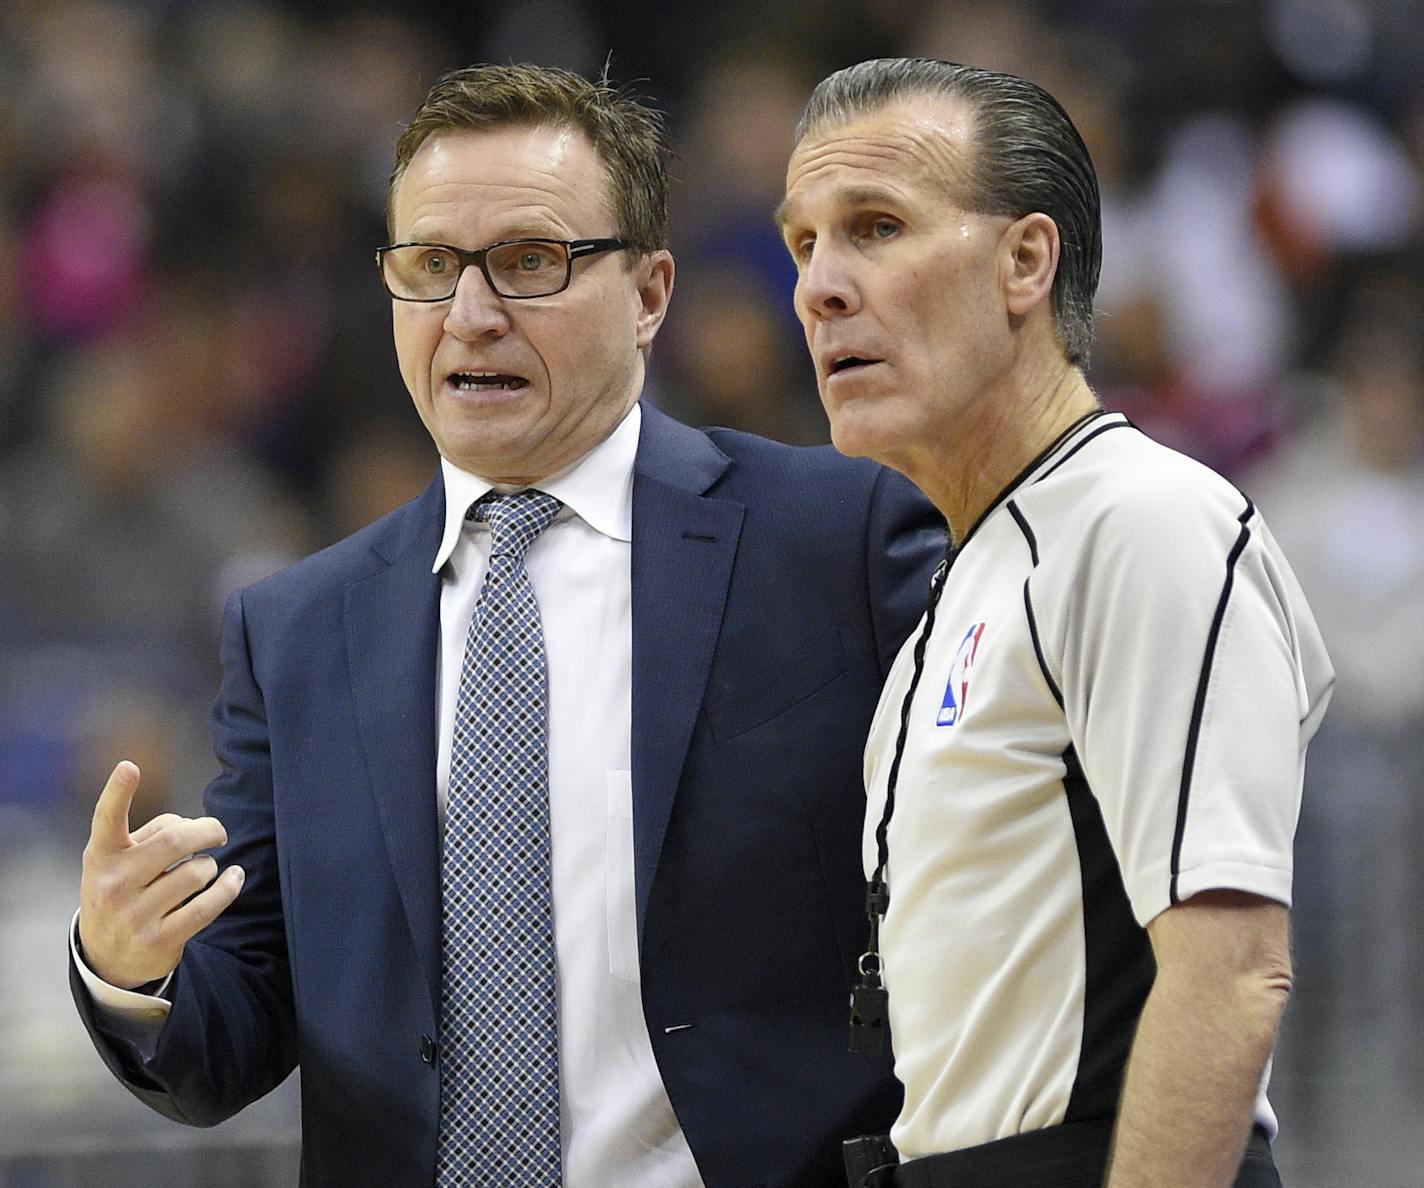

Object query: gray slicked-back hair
[796,58,1101,366]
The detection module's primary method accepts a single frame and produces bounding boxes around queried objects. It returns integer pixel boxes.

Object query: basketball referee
[777,59,1334,1188]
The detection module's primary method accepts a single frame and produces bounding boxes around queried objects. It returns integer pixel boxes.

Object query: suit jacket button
[419,1034,437,1065]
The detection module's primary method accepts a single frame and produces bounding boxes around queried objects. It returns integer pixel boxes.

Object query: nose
[442,262,511,341]
[796,241,861,321]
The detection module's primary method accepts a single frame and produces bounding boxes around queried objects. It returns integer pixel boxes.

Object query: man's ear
[1001,212,1059,318]
[634,250,675,349]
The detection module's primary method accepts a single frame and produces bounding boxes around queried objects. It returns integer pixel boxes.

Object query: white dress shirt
[75,403,703,1187]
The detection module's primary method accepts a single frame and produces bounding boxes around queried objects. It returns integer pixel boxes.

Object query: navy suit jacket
[73,404,945,1187]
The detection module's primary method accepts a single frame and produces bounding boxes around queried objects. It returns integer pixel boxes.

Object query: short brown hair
[387,62,670,255]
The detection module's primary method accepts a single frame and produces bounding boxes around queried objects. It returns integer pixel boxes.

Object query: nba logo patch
[938,622,987,726]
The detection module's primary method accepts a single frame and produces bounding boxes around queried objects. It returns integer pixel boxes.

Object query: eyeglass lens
[382,241,570,300]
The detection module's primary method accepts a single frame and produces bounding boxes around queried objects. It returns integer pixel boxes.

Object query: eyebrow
[495,222,576,241]
[774,183,907,232]
[402,220,575,247]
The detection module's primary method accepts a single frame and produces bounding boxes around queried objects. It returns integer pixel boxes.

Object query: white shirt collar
[432,402,641,573]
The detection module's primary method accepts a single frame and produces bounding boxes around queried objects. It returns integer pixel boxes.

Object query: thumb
[90,760,140,853]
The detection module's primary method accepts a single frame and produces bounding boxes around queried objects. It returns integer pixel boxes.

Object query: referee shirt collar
[432,402,641,573]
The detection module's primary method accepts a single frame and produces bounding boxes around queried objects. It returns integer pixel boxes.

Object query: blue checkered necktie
[438,488,563,1187]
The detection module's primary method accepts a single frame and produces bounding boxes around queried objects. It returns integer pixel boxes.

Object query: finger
[89,761,141,854]
[130,814,183,845]
[137,853,222,919]
[103,816,228,896]
[158,866,245,947]
[131,816,229,875]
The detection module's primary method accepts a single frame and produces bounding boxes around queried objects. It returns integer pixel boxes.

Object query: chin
[826,411,887,463]
[827,425,866,460]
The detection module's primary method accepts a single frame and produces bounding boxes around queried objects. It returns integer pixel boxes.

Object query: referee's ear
[1001,212,1060,322]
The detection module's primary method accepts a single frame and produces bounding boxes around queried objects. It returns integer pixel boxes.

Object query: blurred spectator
[18,165,151,344]
[318,416,438,543]
[653,261,826,444]
[656,45,827,438]
[904,0,1055,80]
[1243,255,1424,1183]
[1248,259,1424,730]
[1097,112,1295,474]
[0,220,44,456]
[1256,97,1423,287]
[0,285,312,829]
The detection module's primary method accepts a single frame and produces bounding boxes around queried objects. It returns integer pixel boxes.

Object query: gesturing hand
[79,760,245,990]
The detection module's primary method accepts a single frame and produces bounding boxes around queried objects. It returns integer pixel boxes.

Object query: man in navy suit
[71,64,943,1187]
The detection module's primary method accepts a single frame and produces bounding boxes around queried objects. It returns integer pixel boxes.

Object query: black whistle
[850,876,891,1054]
[848,977,888,1054]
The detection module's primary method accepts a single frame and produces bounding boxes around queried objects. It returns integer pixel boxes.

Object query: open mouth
[830,356,880,376]
[448,371,528,392]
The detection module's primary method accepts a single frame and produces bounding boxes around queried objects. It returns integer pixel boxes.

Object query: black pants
[880,1120,1280,1188]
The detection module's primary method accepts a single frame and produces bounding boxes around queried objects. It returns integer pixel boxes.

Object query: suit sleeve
[863,466,948,675]
[71,588,300,1126]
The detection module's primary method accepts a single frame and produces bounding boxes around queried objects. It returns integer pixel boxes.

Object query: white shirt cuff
[70,907,174,1026]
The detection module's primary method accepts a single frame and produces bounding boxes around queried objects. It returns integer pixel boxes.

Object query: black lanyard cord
[848,414,1103,1054]
[871,552,952,889]
[850,548,953,1054]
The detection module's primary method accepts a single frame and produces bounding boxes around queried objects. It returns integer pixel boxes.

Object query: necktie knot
[470,489,562,561]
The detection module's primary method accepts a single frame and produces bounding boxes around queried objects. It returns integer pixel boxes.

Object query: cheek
[789,285,817,352]
[391,310,434,388]
[530,310,604,399]
[577,295,635,365]
[915,270,985,337]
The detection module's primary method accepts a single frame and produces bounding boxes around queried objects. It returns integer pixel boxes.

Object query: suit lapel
[341,416,743,978]
[630,406,743,941]
[344,477,445,1011]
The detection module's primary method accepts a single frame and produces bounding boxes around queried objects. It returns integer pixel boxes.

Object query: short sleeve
[1037,475,1333,926]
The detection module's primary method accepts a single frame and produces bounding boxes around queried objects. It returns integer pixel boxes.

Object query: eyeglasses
[375,237,628,301]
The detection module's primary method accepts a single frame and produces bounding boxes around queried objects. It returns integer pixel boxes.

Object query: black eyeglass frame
[375,237,629,302]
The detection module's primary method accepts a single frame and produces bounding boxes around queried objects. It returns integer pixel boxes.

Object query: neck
[923,358,1099,543]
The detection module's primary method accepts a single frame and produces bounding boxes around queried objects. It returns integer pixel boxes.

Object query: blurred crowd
[1,0,1421,1184]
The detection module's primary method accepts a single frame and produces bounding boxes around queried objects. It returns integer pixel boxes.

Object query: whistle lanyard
[843,410,1110,1054]
[849,548,953,1054]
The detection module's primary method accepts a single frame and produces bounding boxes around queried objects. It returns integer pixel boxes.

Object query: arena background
[1,1,1421,1183]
